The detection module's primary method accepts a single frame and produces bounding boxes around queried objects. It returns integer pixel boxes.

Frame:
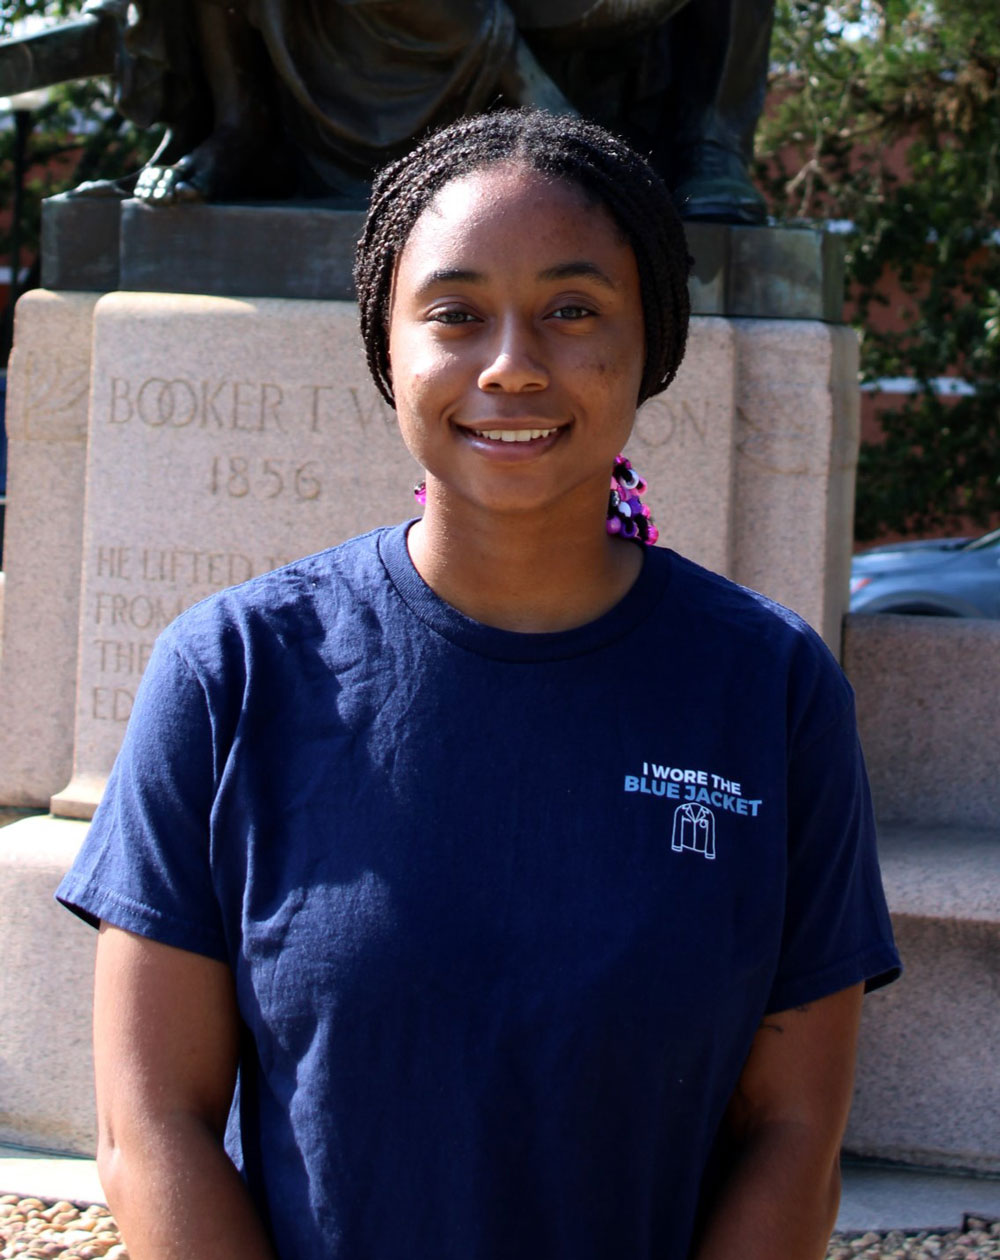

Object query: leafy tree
[755,0,1000,539]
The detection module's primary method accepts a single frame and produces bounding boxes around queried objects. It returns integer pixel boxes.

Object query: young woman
[58,109,899,1260]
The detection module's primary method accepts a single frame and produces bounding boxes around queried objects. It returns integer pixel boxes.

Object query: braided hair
[354,109,691,409]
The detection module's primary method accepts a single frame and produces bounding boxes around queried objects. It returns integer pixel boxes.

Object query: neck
[407,495,643,633]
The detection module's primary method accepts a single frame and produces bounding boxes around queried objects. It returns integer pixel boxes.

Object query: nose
[477,318,548,393]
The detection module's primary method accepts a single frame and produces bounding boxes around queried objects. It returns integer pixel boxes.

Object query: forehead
[397,162,633,275]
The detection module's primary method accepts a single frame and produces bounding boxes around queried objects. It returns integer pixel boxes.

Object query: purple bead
[606,515,623,535]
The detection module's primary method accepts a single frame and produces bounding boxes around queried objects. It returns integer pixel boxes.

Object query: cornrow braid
[354,108,691,409]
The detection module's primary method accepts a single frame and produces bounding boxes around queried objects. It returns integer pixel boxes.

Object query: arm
[94,923,277,1260]
[693,982,864,1260]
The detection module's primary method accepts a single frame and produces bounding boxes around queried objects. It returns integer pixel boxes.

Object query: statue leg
[508,0,771,223]
[494,34,577,113]
[662,0,773,223]
[510,0,687,38]
[135,1,293,205]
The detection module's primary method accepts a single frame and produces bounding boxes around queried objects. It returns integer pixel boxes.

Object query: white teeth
[471,427,558,443]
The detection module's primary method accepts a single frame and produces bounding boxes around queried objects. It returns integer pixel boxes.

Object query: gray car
[850,526,1000,618]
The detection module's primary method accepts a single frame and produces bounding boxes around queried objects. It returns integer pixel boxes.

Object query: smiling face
[387,162,646,528]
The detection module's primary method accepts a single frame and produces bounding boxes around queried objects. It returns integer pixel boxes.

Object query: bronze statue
[0,0,773,224]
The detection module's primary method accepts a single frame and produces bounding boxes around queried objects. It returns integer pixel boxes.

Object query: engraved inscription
[91,687,135,722]
[109,377,288,432]
[346,386,397,430]
[208,456,322,501]
[94,591,187,630]
[735,404,825,476]
[87,542,293,723]
[106,375,398,435]
[12,351,90,442]
[632,398,709,449]
[308,384,395,433]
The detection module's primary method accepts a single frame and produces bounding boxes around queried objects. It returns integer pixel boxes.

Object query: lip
[454,421,569,459]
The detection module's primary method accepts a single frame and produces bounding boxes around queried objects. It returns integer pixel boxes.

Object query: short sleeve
[56,634,229,962]
[765,698,901,1014]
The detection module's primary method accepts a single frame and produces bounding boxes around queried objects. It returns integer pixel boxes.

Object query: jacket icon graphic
[671,803,716,859]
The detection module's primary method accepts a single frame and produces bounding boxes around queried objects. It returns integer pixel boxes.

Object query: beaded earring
[607,455,659,545]
[412,456,658,546]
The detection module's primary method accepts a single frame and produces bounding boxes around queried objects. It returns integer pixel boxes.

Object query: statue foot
[133,123,294,207]
[135,161,207,206]
[670,142,766,226]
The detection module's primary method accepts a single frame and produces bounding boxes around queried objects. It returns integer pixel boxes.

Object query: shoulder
[156,526,396,677]
[656,548,856,741]
[660,548,825,644]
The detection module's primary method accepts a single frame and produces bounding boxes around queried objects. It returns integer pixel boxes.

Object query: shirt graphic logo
[671,803,716,860]
[624,762,763,819]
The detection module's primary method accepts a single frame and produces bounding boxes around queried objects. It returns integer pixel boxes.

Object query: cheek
[389,325,449,399]
[577,346,641,408]
[572,323,643,388]
[389,360,449,463]
[391,364,440,432]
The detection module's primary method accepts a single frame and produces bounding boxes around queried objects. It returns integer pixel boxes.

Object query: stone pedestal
[730,321,859,646]
[42,198,845,319]
[627,319,737,577]
[0,293,96,807]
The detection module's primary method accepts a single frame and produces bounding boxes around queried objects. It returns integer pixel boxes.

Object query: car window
[961,527,1000,552]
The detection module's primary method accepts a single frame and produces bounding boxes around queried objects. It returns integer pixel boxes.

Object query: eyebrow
[416,267,485,291]
[414,260,620,294]
[537,261,619,290]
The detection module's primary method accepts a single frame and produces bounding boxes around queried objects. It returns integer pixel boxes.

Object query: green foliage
[0,2,162,359]
[0,0,78,31]
[755,0,1000,539]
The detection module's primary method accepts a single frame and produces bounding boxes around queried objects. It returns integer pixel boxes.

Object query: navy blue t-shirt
[58,524,900,1260]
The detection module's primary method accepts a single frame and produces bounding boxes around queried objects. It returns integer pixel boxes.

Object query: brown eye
[430,309,478,325]
[550,305,595,320]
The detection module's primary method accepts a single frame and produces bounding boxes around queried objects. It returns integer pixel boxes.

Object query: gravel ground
[0,1196,126,1258]
[3,1194,1000,1259]
[829,1220,1000,1258]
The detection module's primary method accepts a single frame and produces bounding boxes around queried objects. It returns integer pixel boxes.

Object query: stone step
[843,614,1000,831]
[0,814,96,1155]
[846,824,1000,1173]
